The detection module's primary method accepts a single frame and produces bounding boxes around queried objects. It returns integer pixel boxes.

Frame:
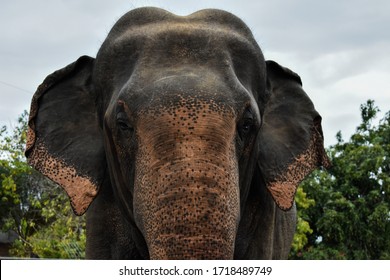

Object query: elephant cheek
[133,161,240,260]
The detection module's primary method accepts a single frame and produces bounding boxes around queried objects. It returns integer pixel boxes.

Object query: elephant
[25,7,330,259]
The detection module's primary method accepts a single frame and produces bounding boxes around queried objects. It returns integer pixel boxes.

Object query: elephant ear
[258,60,330,210]
[25,56,105,215]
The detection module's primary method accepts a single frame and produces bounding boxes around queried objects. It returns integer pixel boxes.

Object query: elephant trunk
[134,161,240,259]
[133,102,240,259]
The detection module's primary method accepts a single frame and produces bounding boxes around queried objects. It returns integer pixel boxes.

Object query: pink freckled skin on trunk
[133,101,240,259]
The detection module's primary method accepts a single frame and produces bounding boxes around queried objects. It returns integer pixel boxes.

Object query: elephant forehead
[111,7,254,39]
[109,23,258,72]
[109,7,257,51]
[121,67,251,115]
[103,15,260,75]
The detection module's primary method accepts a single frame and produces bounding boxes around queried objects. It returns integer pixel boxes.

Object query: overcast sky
[1,0,389,146]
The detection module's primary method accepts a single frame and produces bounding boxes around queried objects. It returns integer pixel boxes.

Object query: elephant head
[25,7,330,259]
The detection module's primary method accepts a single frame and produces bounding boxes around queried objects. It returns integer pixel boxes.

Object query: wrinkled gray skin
[25,7,329,259]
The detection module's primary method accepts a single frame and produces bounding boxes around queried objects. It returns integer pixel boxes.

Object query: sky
[1,0,389,147]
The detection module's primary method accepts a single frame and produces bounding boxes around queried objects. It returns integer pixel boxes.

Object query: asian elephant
[25,7,330,259]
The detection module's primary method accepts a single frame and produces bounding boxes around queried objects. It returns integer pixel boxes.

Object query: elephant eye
[238,109,256,141]
[242,118,254,132]
[117,119,131,130]
[239,117,254,137]
[116,112,133,132]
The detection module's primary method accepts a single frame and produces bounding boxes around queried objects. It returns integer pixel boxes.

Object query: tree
[0,111,86,258]
[291,100,390,259]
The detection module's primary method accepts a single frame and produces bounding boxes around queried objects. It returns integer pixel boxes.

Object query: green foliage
[291,100,390,259]
[290,187,315,254]
[0,111,86,258]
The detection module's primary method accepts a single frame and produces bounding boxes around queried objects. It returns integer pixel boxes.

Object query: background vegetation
[0,100,389,259]
[0,111,85,258]
[290,100,390,259]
